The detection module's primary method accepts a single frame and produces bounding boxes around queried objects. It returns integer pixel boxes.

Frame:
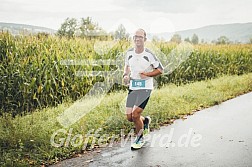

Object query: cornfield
[0,32,251,116]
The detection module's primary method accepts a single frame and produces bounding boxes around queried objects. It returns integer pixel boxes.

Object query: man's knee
[127,116,133,122]
[126,108,133,122]
[132,114,140,121]
[132,107,143,121]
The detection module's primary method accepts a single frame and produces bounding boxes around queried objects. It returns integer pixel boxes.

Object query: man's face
[133,30,146,47]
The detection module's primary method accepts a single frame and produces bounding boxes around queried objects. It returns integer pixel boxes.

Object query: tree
[191,34,199,44]
[249,37,252,44]
[57,18,78,38]
[170,34,181,43]
[37,32,49,39]
[220,36,229,44]
[184,37,191,43]
[216,36,230,44]
[114,24,129,40]
[79,17,101,38]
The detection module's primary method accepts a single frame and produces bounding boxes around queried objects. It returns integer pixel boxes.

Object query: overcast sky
[1,0,251,34]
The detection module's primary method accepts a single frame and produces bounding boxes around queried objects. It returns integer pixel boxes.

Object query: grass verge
[0,73,251,166]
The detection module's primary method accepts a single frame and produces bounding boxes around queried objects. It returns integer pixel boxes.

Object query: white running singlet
[125,48,164,90]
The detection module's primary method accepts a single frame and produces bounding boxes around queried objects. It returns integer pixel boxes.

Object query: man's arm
[123,65,130,76]
[143,68,163,77]
[140,68,163,78]
[123,65,130,85]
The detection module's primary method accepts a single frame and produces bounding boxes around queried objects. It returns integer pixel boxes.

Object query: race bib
[131,79,146,88]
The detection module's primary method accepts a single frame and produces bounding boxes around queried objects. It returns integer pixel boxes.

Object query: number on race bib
[131,80,146,88]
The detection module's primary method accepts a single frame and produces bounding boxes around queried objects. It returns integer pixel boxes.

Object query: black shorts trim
[126,89,152,109]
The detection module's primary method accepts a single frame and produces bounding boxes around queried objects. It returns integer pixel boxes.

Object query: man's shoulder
[124,48,134,58]
[144,48,157,60]
[144,48,155,56]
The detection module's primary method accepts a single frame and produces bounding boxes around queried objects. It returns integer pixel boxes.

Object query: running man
[123,28,164,149]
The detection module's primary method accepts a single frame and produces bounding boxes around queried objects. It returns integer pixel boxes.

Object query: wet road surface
[52,92,252,167]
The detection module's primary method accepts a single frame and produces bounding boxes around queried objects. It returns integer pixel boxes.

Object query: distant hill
[0,22,56,35]
[1,22,252,43]
[152,22,252,43]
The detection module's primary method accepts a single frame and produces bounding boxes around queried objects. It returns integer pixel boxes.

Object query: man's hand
[123,75,130,86]
[140,69,163,79]
[139,72,149,79]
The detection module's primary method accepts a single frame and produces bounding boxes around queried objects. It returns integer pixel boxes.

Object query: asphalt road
[52,92,252,167]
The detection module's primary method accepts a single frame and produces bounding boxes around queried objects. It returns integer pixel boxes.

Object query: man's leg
[125,90,136,122]
[132,106,144,136]
[126,107,133,122]
[126,90,149,135]
[133,89,151,136]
